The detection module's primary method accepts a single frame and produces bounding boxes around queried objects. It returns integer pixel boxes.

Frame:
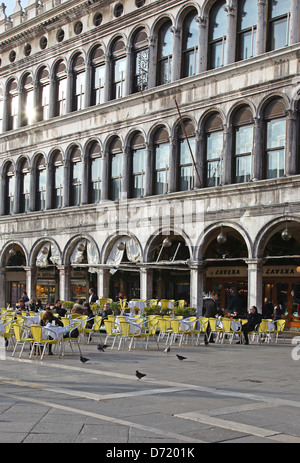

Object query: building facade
[0,0,299,326]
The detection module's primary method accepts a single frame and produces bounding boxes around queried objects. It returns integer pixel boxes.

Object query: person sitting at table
[40,310,63,355]
[71,299,85,315]
[53,300,67,318]
[101,302,113,321]
[34,299,43,312]
[15,299,27,315]
[238,306,262,345]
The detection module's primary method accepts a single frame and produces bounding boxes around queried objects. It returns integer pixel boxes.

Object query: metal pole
[174,98,202,188]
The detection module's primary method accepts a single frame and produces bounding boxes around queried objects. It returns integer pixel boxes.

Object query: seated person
[240,306,262,345]
[101,302,113,321]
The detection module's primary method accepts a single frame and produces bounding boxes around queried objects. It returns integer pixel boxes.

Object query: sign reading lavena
[206,266,300,278]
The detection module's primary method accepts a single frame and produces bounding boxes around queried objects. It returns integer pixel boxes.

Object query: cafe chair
[169,319,185,346]
[207,318,223,343]
[103,319,119,349]
[156,317,172,344]
[273,319,286,343]
[219,318,243,344]
[11,323,33,358]
[84,316,102,343]
[29,324,58,360]
[3,320,15,350]
[60,321,82,356]
[193,317,209,345]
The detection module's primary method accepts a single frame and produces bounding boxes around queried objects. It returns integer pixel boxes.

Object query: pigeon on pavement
[136,370,146,380]
[176,354,187,361]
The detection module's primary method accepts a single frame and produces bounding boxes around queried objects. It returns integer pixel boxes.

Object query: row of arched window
[1,95,298,216]
[0,0,297,132]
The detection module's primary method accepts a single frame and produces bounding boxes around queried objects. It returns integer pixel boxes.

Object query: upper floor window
[89,142,102,204]
[177,119,196,191]
[182,10,199,78]
[91,46,105,105]
[153,127,169,194]
[132,28,149,92]
[20,158,30,213]
[21,74,34,126]
[237,0,257,60]
[110,137,123,200]
[37,67,50,122]
[70,147,82,206]
[209,0,227,69]
[233,107,253,183]
[157,20,173,85]
[130,133,146,198]
[111,38,126,100]
[268,0,291,51]
[7,79,18,131]
[72,54,86,111]
[36,154,46,211]
[52,151,64,208]
[5,162,15,215]
[264,98,286,179]
[205,113,223,187]
[54,61,67,117]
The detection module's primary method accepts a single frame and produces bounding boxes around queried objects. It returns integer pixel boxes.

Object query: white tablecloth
[179,319,194,332]
[128,301,145,310]
[41,326,65,341]
[23,315,40,327]
[0,322,4,336]
[158,301,174,309]
[267,321,276,331]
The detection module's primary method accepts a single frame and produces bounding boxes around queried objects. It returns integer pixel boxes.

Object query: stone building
[0,0,299,326]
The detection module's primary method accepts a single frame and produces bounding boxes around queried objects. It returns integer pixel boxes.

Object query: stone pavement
[0,331,300,446]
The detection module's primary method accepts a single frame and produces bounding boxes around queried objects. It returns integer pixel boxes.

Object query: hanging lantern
[41,246,49,254]
[217,232,227,244]
[77,243,85,252]
[162,237,172,248]
[117,241,126,251]
[8,247,16,257]
[281,228,292,241]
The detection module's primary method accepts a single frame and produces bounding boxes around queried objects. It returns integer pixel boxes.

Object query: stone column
[2,90,8,133]
[168,136,177,193]
[145,143,153,197]
[57,265,71,301]
[256,0,267,55]
[196,129,205,188]
[81,154,89,205]
[29,166,36,212]
[0,174,6,215]
[24,266,37,301]
[290,0,299,45]
[45,162,53,210]
[0,267,6,307]
[101,151,109,200]
[85,62,92,108]
[189,262,205,316]
[104,53,111,102]
[13,168,21,214]
[66,70,72,113]
[225,1,237,65]
[63,159,70,208]
[97,268,110,298]
[285,109,298,176]
[197,15,208,73]
[147,37,156,89]
[171,27,181,82]
[121,144,130,200]
[124,46,132,96]
[139,266,153,300]
[246,258,264,313]
[222,123,232,185]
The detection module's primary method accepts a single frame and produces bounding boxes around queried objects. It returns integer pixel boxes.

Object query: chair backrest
[21,311,27,317]
[29,311,35,317]
[276,319,286,332]
[259,319,269,332]
[4,320,13,335]
[93,316,102,330]
[107,315,115,321]
[221,318,232,332]
[157,318,171,332]
[208,317,217,330]
[61,317,70,327]
[170,319,180,333]
[12,323,22,341]
[160,299,169,308]
[119,321,130,336]
[104,319,115,335]
[30,324,42,342]
[177,300,185,309]
[199,317,209,333]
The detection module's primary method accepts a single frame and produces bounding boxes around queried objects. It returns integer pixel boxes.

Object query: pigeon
[136,370,146,380]
[97,344,108,352]
[80,355,89,363]
[164,345,170,353]
[176,354,187,361]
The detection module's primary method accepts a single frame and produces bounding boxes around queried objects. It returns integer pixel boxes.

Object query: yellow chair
[273,319,286,343]
[157,317,172,343]
[207,318,223,343]
[169,319,185,346]
[117,321,137,351]
[107,315,115,322]
[29,311,36,317]
[219,318,243,344]
[21,311,27,317]
[193,317,209,345]
[103,319,119,349]
[29,324,58,360]
[11,323,33,358]
[84,316,102,343]
[160,299,170,309]
[3,320,15,349]
[131,321,159,350]
[60,321,82,356]
[61,317,70,327]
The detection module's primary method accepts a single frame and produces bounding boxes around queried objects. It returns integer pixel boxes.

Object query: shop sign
[263,266,300,276]
[206,267,247,278]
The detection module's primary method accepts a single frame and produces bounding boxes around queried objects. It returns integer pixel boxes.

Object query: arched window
[52,151,64,208]
[36,67,50,121]
[91,46,105,105]
[236,0,257,61]
[157,20,173,85]
[268,0,291,51]
[130,133,146,198]
[21,74,34,126]
[132,28,149,93]
[20,158,30,213]
[110,138,123,200]
[264,99,286,179]
[89,142,102,203]
[233,107,253,183]
[181,10,199,78]
[70,147,82,206]
[153,127,169,194]
[54,61,67,116]
[208,0,227,69]
[7,79,18,131]
[177,120,196,191]
[4,162,15,215]
[205,113,223,187]
[36,154,46,211]
[111,37,126,100]
[72,54,86,111]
